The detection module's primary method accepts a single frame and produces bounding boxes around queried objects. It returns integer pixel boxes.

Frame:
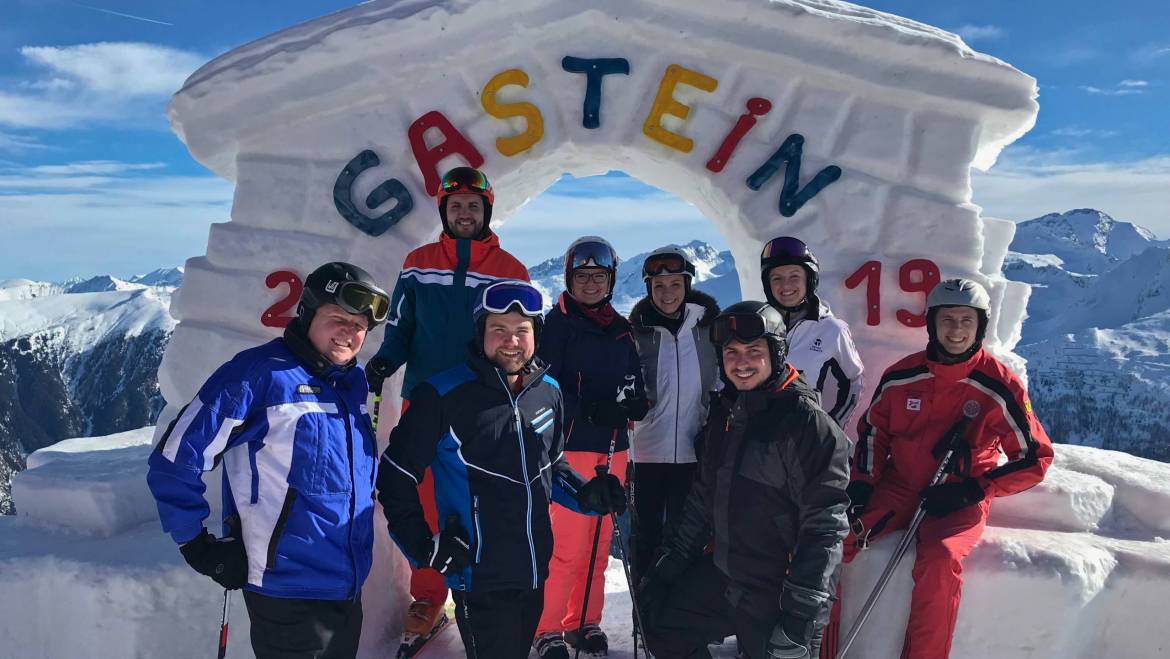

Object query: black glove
[576,471,626,515]
[365,356,395,394]
[584,399,631,429]
[766,619,810,659]
[621,396,651,422]
[920,478,985,517]
[635,549,691,628]
[425,515,471,575]
[180,528,248,590]
[845,481,874,525]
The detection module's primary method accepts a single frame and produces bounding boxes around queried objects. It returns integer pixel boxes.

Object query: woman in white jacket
[627,246,721,579]
[760,236,865,427]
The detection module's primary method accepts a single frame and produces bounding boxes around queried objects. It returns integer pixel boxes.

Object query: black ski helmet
[925,278,992,361]
[438,166,494,239]
[760,236,819,310]
[642,245,697,296]
[296,262,391,331]
[710,300,789,387]
[564,236,619,304]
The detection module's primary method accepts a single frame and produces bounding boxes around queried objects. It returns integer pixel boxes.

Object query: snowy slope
[0,279,63,302]
[1010,209,1167,274]
[528,240,741,314]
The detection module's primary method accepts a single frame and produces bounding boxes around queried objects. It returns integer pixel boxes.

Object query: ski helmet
[710,300,789,386]
[564,236,619,303]
[437,166,494,238]
[297,262,391,330]
[473,280,546,365]
[642,246,697,295]
[925,278,991,360]
[760,236,819,310]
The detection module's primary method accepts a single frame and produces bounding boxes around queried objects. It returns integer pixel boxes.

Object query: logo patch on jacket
[296,384,322,395]
[963,400,982,418]
[906,398,921,411]
[811,338,823,352]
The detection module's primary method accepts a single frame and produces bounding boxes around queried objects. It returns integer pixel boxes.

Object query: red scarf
[561,292,615,327]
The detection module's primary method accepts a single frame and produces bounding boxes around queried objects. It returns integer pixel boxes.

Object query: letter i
[706,98,772,173]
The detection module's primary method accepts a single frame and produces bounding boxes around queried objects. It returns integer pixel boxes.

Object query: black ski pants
[242,590,363,659]
[630,461,697,579]
[452,585,545,659]
[643,555,824,659]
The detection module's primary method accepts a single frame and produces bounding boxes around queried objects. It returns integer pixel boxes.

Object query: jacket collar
[438,229,501,263]
[926,347,984,381]
[466,344,550,395]
[282,324,355,380]
[630,289,721,332]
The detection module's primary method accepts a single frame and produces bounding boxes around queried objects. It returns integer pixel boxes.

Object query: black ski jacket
[378,348,588,593]
[666,366,851,622]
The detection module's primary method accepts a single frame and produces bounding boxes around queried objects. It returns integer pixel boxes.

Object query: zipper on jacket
[673,332,682,463]
[333,382,359,599]
[495,369,540,589]
[473,495,483,564]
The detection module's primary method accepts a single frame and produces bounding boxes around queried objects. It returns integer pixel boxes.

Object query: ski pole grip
[595,465,610,477]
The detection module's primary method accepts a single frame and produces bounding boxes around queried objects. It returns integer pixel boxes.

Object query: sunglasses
[710,313,770,347]
[479,281,544,317]
[336,281,391,324]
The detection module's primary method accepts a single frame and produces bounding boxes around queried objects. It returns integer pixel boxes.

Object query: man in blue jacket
[147,262,390,659]
[378,281,625,659]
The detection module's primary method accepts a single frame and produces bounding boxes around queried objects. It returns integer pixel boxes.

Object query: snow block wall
[140,0,1041,655]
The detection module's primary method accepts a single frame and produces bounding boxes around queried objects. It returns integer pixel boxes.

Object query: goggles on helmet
[567,241,617,271]
[710,312,771,347]
[440,168,493,202]
[761,236,813,262]
[642,253,690,280]
[334,281,391,324]
[478,281,544,318]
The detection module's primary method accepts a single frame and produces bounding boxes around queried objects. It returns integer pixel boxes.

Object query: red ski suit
[845,348,1052,659]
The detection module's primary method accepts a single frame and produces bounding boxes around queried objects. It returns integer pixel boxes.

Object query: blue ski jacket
[147,330,377,600]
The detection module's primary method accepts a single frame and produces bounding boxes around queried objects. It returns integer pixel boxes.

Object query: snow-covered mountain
[527,239,741,314]
[0,274,179,514]
[1008,209,1170,463]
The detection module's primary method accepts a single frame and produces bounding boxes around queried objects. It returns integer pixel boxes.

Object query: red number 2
[261,270,303,328]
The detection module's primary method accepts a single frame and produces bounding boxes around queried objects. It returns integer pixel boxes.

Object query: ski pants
[453,585,545,659]
[536,449,629,636]
[642,554,826,659]
[243,590,363,659]
[402,398,448,608]
[836,474,990,659]
[630,461,697,580]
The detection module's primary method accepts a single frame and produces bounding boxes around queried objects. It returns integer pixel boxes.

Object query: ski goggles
[760,236,812,261]
[567,241,617,271]
[440,168,491,197]
[336,281,391,324]
[642,253,689,279]
[479,281,544,317]
[710,312,771,347]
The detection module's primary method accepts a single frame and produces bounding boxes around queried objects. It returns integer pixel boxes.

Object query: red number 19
[844,259,940,327]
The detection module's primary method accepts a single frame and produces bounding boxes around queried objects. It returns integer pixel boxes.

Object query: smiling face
[570,267,610,305]
[307,303,368,365]
[721,338,772,391]
[445,193,485,238]
[650,274,686,316]
[768,265,807,308]
[483,311,536,375]
[934,306,980,355]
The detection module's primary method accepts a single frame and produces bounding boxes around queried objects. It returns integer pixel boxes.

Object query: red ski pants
[536,449,628,636]
[402,398,448,607]
[840,475,989,659]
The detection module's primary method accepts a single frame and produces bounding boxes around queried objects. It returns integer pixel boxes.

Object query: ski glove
[180,528,248,590]
[584,399,631,429]
[766,624,810,659]
[635,549,691,628]
[920,478,985,517]
[576,472,627,515]
[426,516,471,575]
[845,481,874,525]
[365,356,395,394]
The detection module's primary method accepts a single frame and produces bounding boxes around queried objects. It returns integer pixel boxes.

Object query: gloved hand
[621,396,651,422]
[180,528,248,590]
[365,356,395,394]
[426,516,471,575]
[585,399,631,429]
[920,478,985,517]
[635,549,691,628]
[845,481,874,525]
[576,471,626,515]
[766,621,810,659]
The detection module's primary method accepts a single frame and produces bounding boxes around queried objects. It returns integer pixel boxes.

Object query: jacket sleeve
[376,382,444,566]
[825,323,865,426]
[549,388,590,513]
[372,270,416,373]
[781,408,851,623]
[146,364,258,544]
[621,334,651,421]
[853,368,895,485]
[538,311,569,388]
[975,368,1054,498]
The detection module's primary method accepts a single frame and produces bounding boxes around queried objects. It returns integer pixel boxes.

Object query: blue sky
[0,0,1168,280]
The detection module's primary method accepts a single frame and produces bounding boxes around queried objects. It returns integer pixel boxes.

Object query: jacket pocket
[266,488,298,570]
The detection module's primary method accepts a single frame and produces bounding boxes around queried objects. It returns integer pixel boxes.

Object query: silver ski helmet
[297,261,390,330]
[564,236,619,303]
[642,245,697,295]
[926,278,991,358]
[760,236,819,310]
[710,300,789,387]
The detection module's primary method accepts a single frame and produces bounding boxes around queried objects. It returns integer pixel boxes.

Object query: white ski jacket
[785,299,864,427]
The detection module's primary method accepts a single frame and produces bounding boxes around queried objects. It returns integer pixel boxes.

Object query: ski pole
[608,505,647,659]
[836,413,975,659]
[574,431,618,659]
[217,589,230,659]
[372,393,382,431]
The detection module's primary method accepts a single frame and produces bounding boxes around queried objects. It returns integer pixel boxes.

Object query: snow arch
[160,0,1038,423]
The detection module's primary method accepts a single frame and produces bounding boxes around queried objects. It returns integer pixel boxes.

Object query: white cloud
[954,24,1005,43]
[0,130,46,153]
[1079,84,1146,96]
[1119,80,1149,88]
[28,161,166,176]
[973,148,1170,238]
[1049,127,1118,139]
[0,42,204,129]
[1132,43,1170,63]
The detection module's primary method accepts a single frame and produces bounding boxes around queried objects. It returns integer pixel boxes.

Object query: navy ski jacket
[378,348,589,592]
[147,331,377,600]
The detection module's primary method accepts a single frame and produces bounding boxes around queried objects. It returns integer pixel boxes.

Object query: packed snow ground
[2,428,1169,658]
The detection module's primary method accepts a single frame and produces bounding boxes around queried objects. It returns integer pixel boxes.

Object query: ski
[396,612,451,659]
